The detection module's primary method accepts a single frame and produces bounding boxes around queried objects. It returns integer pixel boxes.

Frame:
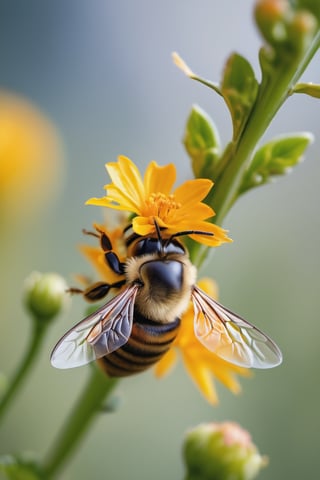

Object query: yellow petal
[175,202,215,223]
[174,178,213,207]
[216,372,242,395]
[104,185,142,213]
[187,202,215,219]
[197,278,219,299]
[132,216,154,236]
[85,197,116,208]
[209,361,242,395]
[154,348,177,377]
[106,156,145,210]
[177,221,232,246]
[201,349,251,391]
[183,353,218,405]
[85,195,132,212]
[132,215,168,236]
[144,161,176,197]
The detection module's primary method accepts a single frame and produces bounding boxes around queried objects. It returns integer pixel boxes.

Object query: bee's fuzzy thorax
[125,253,197,323]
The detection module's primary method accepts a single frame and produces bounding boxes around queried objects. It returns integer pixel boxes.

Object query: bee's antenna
[82,228,100,239]
[165,229,214,246]
[153,218,167,256]
[153,219,213,251]
[153,218,163,242]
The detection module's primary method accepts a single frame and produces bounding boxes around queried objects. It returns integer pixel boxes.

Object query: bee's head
[131,236,185,258]
[125,249,196,323]
[129,218,214,259]
[124,220,216,323]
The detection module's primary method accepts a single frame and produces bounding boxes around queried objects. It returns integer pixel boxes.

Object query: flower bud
[24,272,69,322]
[255,0,318,53]
[287,10,318,51]
[255,0,291,45]
[183,422,267,480]
[183,106,221,179]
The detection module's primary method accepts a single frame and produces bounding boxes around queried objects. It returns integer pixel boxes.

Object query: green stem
[190,75,222,97]
[42,367,118,479]
[189,32,320,269]
[0,321,47,421]
[212,33,320,225]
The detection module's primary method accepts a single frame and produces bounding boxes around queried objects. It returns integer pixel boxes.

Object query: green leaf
[220,53,259,140]
[292,82,320,98]
[240,133,314,194]
[0,455,42,480]
[183,105,221,178]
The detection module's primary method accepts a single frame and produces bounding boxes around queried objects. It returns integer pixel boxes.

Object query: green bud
[183,422,267,480]
[24,271,69,322]
[221,53,258,140]
[255,0,318,54]
[255,0,291,46]
[287,10,318,51]
[296,0,320,23]
[183,105,221,179]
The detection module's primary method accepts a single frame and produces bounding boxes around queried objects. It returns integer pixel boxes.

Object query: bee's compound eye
[140,260,183,293]
[132,238,161,256]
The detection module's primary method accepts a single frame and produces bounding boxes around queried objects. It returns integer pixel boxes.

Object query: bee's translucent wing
[51,284,139,369]
[191,286,282,369]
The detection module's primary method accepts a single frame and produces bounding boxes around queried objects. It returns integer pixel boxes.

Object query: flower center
[145,192,181,220]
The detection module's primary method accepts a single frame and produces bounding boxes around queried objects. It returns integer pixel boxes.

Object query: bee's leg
[99,232,126,276]
[82,227,126,276]
[68,279,126,302]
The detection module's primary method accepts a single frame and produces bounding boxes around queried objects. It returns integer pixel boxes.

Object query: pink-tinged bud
[255,0,318,52]
[255,0,289,21]
[255,0,291,44]
[183,422,268,480]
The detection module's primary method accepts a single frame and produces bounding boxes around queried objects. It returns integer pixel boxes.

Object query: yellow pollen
[146,192,181,218]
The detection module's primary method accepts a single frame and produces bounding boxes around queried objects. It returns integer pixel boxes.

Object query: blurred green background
[0,0,319,479]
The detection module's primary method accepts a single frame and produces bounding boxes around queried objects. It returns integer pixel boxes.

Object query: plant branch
[42,367,118,479]
[0,322,47,421]
[211,32,320,225]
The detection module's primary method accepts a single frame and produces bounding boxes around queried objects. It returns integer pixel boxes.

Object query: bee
[50,222,282,375]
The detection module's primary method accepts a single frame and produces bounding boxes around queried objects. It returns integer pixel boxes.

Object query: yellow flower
[155,278,251,405]
[0,90,64,223]
[86,155,231,247]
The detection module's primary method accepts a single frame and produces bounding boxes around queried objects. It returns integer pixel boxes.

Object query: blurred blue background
[0,0,320,479]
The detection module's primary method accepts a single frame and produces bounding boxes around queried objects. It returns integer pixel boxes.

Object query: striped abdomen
[97,311,181,377]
